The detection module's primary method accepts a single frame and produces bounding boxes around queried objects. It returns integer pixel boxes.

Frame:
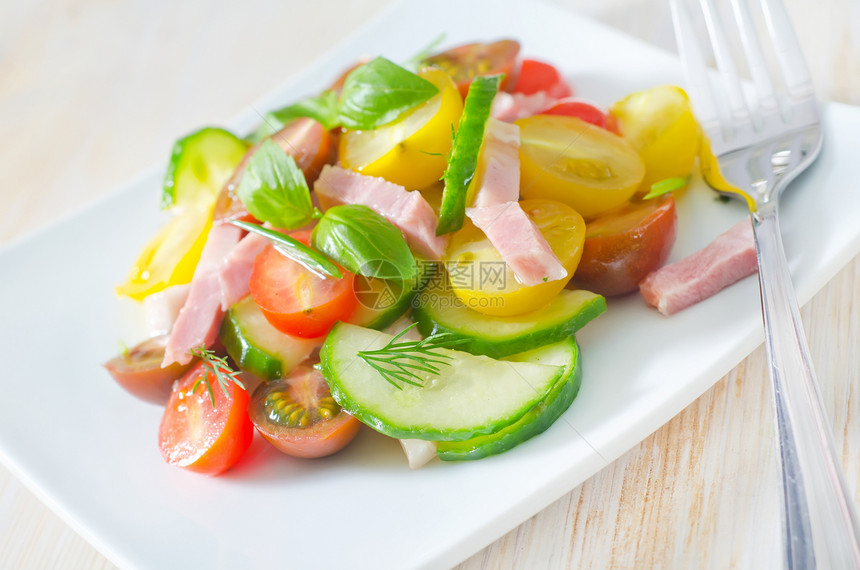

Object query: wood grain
[0,0,858,568]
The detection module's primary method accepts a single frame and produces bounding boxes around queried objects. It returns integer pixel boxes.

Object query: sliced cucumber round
[219,296,319,381]
[436,337,582,460]
[319,322,564,441]
[162,127,250,209]
[413,287,605,358]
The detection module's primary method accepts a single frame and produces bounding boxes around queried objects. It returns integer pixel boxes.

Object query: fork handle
[753,203,860,569]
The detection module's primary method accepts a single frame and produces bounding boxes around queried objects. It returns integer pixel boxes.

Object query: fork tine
[699,0,752,125]
[670,0,721,140]
[760,0,815,100]
[729,0,778,120]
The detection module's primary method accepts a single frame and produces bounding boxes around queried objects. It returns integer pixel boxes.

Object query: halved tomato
[158,361,253,475]
[540,98,609,130]
[249,231,357,338]
[517,115,645,219]
[573,195,677,296]
[446,199,586,316]
[249,364,361,458]
[514,59,572,99]
[424,39,520,99]
[103,335,191,404]
[608,85,699,194]
[214,118,335,222]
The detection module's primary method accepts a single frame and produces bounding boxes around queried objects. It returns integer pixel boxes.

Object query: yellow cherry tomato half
[338,68,463,190]
[517,115,645,220]
[116,206,212,300]
[608,85,700,195]
[445,199,585,316]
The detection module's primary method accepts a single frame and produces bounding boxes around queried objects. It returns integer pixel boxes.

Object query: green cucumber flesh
[436,337,582,460]
[219,296,319,381]
[320,322,564,441]
[162,127,250,209]
[436,75,502,235]
[413,287,606,358]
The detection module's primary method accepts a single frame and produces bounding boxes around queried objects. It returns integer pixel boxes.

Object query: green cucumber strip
[436,74,502,235]
[413,287,606,358]
[162,127,250,209]
[219,296,320,381]
[320,322,564,441]
[436,337,582,460]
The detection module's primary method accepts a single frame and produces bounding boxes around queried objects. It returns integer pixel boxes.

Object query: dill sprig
[357,323,465,390]
[189,346,246,407]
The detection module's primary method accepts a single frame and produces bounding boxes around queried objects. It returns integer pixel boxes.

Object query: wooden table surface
[1,0,858,568]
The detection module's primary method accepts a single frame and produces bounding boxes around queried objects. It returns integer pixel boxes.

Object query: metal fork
[670,0,860,567]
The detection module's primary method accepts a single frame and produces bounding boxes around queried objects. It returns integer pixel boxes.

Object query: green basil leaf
[642,175,691,200]
[311,205,417,280]
[338,57,440,130]
[230,220,342,279]
[236,139,316,230]
[245,91,340,143]
[436,74,502,235]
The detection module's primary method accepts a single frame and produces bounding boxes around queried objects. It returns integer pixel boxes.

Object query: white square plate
[2,0,860,567]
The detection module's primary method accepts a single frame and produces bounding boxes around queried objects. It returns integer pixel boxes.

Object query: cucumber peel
[436,75,502,235]
[436,337,582,460]
[162,127,249,209]
[320,322,564,441]
[413,287,606,358]
[219,296,319,381]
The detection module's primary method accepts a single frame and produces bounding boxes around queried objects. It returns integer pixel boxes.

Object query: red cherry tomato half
[514,59,572,99]
[424,39,521,99]
[249,231,357,339]
[248,365,361,458]
[158,362,254,475]
[573,195,677,296]
[540,98,609,130]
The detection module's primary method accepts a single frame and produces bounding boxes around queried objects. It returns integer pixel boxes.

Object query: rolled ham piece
[490,91,557,123]
[470,119,521,208]
[313,165,448,260]
[639,219,758,316]
[162,223,243,367]
[218,231,269,311]
[143,283,190,337]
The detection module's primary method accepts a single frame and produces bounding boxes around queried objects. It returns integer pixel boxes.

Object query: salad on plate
[104,38,731,475]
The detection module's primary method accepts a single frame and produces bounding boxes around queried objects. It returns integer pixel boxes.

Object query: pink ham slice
[466,202,567,286]
[314,165,448,260]
[162,223,244,367]
[470,119,521,208]
[143,283,190,337]
[218,231,269,311]
[464,118,564,286]
[639,219,757,316]
[491,91,557,123]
